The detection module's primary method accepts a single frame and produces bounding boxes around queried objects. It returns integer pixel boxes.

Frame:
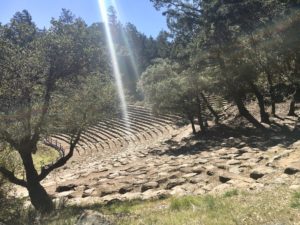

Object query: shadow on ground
[154,116,300,157]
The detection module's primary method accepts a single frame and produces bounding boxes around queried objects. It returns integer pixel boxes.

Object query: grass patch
[170,196,201,211]
[291,191,300,208]
[5,186,300,225]
[32,143,59,172]
[223,189,239,198]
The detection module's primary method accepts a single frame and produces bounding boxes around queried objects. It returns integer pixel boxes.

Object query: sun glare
[97,0,129,128]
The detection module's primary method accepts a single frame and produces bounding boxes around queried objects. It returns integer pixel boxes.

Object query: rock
[195,159,208,164]
[250,167,274,180]
[166,178,186,189]
[142,189,170,200]
[235,153,252,160]
[238,142,247,148]
[219,175,231,183]
[250,171,263,180]
[192,166,204,174]
[99,186,119,197]
[168,172,181,179]
[189,175,206,184]
[107,172,120,179]
[156,176,168,184]
[119,185,133,194]
[57,190,74,198]
[227,160,241,165]
[202,183,215,192]
[76,210,115,225]
[180,167,194,173]
[170,186,187,196]
[133,179,148,185]
[220,155,232,160]
[227,137,236,145]
[238,146,251,154]
[98,167,109,172]
[284,162,300,175]
[205,165,216,176]
[219,172,248,183]
[56,184,76,193]
[82,188,95,198]
[229,166,242,174]
[182,173,198,179]
[141,182,159,192]
[216,163,228,170]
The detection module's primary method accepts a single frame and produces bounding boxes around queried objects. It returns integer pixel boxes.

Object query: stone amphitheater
[17,104,300,206]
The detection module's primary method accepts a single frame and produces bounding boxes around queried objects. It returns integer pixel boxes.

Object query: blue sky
[0,0,168,37]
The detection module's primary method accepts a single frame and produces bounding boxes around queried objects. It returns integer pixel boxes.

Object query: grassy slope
[39,186,300,225]
[32,144,59,172]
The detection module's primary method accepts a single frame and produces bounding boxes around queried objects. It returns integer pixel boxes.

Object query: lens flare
[97,0,129,128]
[111,0,140,80]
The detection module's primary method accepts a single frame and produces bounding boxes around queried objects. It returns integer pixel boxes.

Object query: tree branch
[38,130,82,181]
[0,166,27,187]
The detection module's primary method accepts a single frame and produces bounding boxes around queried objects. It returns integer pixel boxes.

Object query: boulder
[75,210,115,225]
[141,182,159,192]
[119,185,133,194]
[56,184,76,193]
[284,162,300,175]
[82,188,95,198]
[250,167,274,180]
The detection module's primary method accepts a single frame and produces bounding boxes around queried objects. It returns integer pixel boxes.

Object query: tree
[150,0,292,128]
[139,59,208,133]
[0,10,118,213]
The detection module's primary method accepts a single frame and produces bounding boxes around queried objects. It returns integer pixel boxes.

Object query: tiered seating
[47,105,180,157]
[201,94,230,120]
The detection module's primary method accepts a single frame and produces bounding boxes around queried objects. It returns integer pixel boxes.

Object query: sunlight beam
[97,0,129,128]
[111,0,140,80]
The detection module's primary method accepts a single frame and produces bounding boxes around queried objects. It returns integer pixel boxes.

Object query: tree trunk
[188,114,197,134]
[249,82,270,124]
[234,95,265,129]
[196,96,206,132]
[266,72,276,115]
[20,151,54,214]
[200,92,220,124]
[288,88,297,116]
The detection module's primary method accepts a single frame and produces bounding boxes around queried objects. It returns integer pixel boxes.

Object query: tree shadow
[152,121,300,157]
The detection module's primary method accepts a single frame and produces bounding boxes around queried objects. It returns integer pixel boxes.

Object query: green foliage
[0,146,25,225]
[223,189,239,198]
[291,191,300,208]
[170,195,202,211]
[139,59,191,115]
[144,0,300,127]
[0,9,116,151]
[0,9,120,212]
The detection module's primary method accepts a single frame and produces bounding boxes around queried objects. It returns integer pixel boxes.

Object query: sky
[0,0,168,37]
